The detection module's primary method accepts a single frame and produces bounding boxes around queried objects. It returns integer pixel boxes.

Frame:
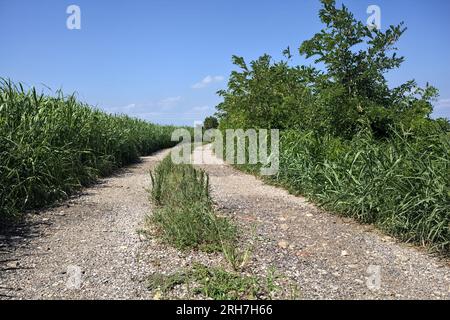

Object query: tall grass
[256,127,449,254]
[0,80,177,221]
[219,125,450,254]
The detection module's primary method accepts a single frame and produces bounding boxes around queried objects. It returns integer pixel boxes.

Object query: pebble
[6,261,20,268]
[278,240,289,249]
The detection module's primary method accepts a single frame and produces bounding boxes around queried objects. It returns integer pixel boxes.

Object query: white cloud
[192,75,224,89]
[157,96,182,110]
[107,96,182,115]
[124,103,136,109]
[436,99,450,108]
[191,105,211,112]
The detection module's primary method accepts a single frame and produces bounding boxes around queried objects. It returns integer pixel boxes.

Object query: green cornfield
[0,80,177,221]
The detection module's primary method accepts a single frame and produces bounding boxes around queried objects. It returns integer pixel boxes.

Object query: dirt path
[194,145,450,300]
[0,149,172,300]
[1,145,449,300]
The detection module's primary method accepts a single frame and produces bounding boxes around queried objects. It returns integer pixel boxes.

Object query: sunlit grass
[0,79,177,221]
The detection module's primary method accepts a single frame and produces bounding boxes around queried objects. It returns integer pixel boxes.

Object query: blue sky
[0,0,449,125]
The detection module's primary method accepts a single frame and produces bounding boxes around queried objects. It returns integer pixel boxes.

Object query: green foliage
[203,116,219,130]
[0,80,177,221]
[277,128,449,254]
[149,156,236,251]
[189,264,265,300]
[217,0,438,138]
[217,55,318,131]
[299,0,437,138]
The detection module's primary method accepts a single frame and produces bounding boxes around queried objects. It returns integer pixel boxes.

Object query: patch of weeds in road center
[147,263,296,300]
[147,156,236,252]
[145,156,300,300]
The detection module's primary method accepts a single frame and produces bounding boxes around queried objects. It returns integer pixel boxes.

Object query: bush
[214,0,450,255]
[204,116,219,130]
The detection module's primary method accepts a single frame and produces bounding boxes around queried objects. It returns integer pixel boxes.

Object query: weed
[146,264,285,300]
[148,156,236,251]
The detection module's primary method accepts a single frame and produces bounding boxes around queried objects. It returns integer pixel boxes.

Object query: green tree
[217,54,317,131]
[204,116,219,130]
[299,0,438,138]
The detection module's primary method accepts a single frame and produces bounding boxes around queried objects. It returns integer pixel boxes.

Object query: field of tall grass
[0,80,177,221]
[279,128,449,253]
[230,126,450,255]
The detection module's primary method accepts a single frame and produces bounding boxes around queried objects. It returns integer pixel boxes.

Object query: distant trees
[203,116,219,130]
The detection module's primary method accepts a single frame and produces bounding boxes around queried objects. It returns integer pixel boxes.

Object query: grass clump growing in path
[149,156,236,251]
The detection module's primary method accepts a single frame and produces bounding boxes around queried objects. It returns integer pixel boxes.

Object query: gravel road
[1,145,449,300]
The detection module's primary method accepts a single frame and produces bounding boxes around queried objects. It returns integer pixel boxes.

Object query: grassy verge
[148,156,236,252]
[0,80,177,221]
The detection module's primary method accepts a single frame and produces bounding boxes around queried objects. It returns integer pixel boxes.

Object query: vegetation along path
[1,145,449,299]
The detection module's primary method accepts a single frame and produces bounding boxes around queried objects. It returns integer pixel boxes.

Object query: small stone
[306,213,313,217]
[354,279,364,285]
[153,290,162,300]
[280,224,289,231]
[6,261,20,268]
[278,240,289,249]
[341,250,349,257]
[139,234,147,241]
